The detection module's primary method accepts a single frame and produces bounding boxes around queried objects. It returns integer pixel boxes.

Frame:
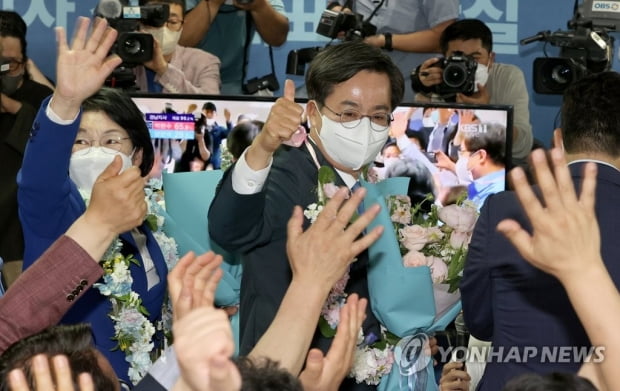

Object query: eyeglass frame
[321,104,393,132]
[73,135,131,154]
[165,18,184,31]
[0,57,25,75]
[457,148,481,158]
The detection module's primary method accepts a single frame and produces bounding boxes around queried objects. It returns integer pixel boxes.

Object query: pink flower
[450,230,472,249]
[427,256,449,283]
[425,226,444,243]
[403,251,427,267]
[438,204,478,232]
[323,183,341,199]
[399,225,429,251]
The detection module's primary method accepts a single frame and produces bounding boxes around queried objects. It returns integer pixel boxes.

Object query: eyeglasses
[0,57,24,74]
[73,135,131,153]
[322,104,393,132]
[166,18,184,31]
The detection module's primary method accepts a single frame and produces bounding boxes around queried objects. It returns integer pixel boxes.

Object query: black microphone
[520,30,550,45]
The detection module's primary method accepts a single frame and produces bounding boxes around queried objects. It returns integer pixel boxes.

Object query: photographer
[411,19,533,165]
[133,0,221,94]
[180,0,289,95]
[329,0,459,103]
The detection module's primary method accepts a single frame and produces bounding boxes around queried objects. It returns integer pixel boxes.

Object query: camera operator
[180,0,289,95]
[328,0,459,103]
[134,0,221,94]
[411,19,533,166]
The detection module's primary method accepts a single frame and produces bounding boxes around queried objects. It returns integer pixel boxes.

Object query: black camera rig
[95,0,169,89]
[521,0,617,94]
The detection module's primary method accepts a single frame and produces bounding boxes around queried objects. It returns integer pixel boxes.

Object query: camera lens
[443,63,466,88]
[122,38,142,55]
[550,64,573,85]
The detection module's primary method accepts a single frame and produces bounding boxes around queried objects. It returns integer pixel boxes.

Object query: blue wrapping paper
[361,177,462,391]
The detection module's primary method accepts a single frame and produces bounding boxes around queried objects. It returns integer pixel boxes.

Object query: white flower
[427,256,449,284]
[303,203,323,224]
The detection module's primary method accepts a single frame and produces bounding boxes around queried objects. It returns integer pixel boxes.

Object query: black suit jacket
[460,162,620,391]
[208,141,380,390]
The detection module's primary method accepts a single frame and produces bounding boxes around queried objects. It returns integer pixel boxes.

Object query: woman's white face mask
[69,147,134,194]
[318,114,389,171]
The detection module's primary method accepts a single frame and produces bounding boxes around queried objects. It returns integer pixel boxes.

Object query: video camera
[430,51,479,97]
[286,2,377,76]
[521,0,616,94]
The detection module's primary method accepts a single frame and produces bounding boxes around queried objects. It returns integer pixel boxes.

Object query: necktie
[351,181,365,215]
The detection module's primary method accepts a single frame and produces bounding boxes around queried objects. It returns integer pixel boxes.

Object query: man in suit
[208,40,404,390]
[0,156,146,354]
[460,71,620,390]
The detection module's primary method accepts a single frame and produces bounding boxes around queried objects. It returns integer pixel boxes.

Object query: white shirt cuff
[45,97,79,125]
[231,148,272,194]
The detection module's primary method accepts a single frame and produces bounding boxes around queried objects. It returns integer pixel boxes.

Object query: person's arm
[365,19,455,53]
[249,186,383,375]
[156,49,221,94]
[26,58,55,90]
[179,0,226,48]
[0,157,147,354]
[195,132,211,162]
[243,0,289,47]
[497,148,618,391]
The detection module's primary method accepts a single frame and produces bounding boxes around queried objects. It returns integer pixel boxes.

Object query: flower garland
[83,178,179,384]
[303,166,395,385]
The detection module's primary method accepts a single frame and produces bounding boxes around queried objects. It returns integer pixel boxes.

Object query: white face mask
[318,114,388,171]
[474,63,489,92]
[422,116,436,128]
[455,156,473,184]
[69,147,134,194]
[205,118,216,126]
[161,27,181,56]
[383,156,400,173]
[142,26,164,49]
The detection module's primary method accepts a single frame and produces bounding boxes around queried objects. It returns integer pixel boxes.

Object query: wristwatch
[383,32,393,52]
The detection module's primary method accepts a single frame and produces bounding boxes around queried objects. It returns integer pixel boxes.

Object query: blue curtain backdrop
[14,0,617,146]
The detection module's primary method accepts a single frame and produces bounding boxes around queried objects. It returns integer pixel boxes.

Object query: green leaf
[145,214,158,232]
[318,166,337,185]
[318,316,337,338]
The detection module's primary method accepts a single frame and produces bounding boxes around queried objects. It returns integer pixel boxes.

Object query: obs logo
[592,1,620,11]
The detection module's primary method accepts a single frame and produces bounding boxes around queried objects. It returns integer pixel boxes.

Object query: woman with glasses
[17,18,168,385]
[135,0,222,94]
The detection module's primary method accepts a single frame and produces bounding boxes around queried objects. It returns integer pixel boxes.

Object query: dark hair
[203,101,217,112]
[234,356,303,391]
[439,19,493,54]
[381,141,399,155]
[405,130,428,151]
[502,372,597,391]
[0,11,29,79]
[0,325,117,391]
[385,158,435,212]
[561,71,620,157]
[227,120,263,160]
[305,41,404,110]
[140,0,186,16]
[83,87,154,176]
[462,122,506,165]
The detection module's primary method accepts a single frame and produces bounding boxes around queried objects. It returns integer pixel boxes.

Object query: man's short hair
[203,102,217,112]
[462,122,506,166]
[234,356,303,391]
[561,71,620,157]
[305,40,404,111]
[0,325,118,391]
[385,158,435,212]
[439,19,493,54]
[502,372,597,391]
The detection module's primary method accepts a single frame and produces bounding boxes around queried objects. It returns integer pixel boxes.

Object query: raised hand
[51,17,122,120]
[299,294,367,391]
[286,186,383,292]
[167,251,224,322]
[247,79,304,169]
[496,148,600,281]
[84,155,147,235]
[8,355,94,391]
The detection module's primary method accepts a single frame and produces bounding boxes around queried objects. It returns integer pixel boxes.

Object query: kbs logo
[592,1,620,12]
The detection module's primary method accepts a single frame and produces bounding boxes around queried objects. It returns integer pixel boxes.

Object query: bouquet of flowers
[360,176,478,391]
